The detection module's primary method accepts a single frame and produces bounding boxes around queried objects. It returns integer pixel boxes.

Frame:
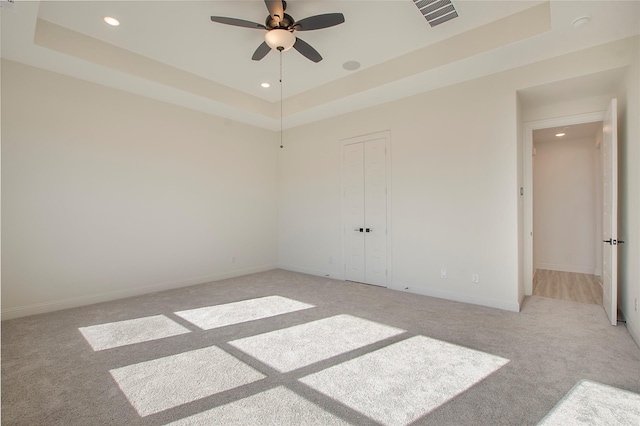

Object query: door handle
[603,239,612,244]
[603,239,620,245]
[354,228,364,233]
[366,228,372,233]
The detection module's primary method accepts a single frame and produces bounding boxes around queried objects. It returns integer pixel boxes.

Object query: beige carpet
[166,386,349,426]
[174,295,314,330]
[300,335,509,426]
[79,314,191,351]
[539,380,640,425]
[2,269,639,425]
[229,314,405,372]
[109,345,265,417]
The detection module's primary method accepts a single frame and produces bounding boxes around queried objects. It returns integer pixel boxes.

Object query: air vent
[413,0,459,27]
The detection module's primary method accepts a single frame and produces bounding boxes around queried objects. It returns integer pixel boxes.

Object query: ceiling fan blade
[293,37,322,63]
[210,16,266,30]
[294,13,345,31]
[264,0,285,23]
[252,42,272,61]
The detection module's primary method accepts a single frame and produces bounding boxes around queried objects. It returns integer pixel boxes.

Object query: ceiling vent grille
[413,0,459,27]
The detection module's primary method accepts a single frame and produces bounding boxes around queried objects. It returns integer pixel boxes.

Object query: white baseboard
[277,264,344,280]
[278,267,519,312]
[1,265,277,320]
[391,281,521,313]
[535,262,598,275]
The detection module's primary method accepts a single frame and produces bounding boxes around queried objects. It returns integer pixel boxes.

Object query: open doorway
[531,122,603,305]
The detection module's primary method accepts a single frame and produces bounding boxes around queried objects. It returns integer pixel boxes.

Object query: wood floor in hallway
[533,269,603,305]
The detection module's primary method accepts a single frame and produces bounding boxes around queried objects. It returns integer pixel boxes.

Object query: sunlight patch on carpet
[110,346,265,417]
[300,335,509,426]
[538,380,640,425]
[79,315,191,351]
[229,314,405,372]
[174,295,314,330]
[165,386,350,425]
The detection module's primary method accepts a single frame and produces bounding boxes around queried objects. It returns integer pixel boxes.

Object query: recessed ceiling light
[555,133,566,137]
[261,82,271,88]
[104,16,120,27]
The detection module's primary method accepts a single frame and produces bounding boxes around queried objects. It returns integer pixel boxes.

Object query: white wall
[278,37,639,313]
[1,60,279,319]
[533,135,599,274]
[617,53,640,346]
[2,37,638,320]
[279,68,522,312]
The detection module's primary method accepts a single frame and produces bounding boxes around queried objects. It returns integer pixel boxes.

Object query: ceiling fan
[210,0,345,63]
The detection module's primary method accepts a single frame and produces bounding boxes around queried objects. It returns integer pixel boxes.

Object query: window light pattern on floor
[229,314,405,372]
[79,315,191,351]
[110,346,265,417]
[174,295,314,330]
[300,335,510,426]
[77,295,513,424]
[538,380,640,425]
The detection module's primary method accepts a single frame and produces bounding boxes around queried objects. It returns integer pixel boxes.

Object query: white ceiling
[534,121,601,144]
[2,1,639,130]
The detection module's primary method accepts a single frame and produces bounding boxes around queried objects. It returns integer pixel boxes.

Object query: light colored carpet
[3,269,640,425]
[165,386,350,426]
[109,346,265,417]
[174,295,313,330]
[229,314,405,372]
[79,314,191,351]
[538,380,640,425]
[300,335,510,426]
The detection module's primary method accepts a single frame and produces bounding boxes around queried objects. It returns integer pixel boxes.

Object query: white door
[343,137,388,286]
[364,138,388,286]
[344,143,366,283]
[602,99,618,326]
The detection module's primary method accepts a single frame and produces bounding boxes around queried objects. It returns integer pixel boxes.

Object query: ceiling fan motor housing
[266,13,294,29]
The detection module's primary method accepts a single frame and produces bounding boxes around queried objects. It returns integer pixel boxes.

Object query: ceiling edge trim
[283,1,552,117]
[33,18,277,119]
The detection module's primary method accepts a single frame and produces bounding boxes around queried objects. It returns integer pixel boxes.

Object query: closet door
[344,143,366,283]
[343,136,387,287]
[364,138,387,286]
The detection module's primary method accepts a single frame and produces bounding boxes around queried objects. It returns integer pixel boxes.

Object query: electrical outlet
[472,274,479,283]
[441,269,447,279]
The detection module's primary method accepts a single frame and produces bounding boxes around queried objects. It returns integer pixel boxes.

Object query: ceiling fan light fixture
[265,29,295,51]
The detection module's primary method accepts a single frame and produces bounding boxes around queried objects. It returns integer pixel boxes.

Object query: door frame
[340,131,392,287]
[523,112,604,296]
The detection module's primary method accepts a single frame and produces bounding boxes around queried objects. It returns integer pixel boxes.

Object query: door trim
[523,112,604,296]
[340,131,392,287]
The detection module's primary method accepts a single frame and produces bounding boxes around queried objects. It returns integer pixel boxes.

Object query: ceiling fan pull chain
[279,48,284,149]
